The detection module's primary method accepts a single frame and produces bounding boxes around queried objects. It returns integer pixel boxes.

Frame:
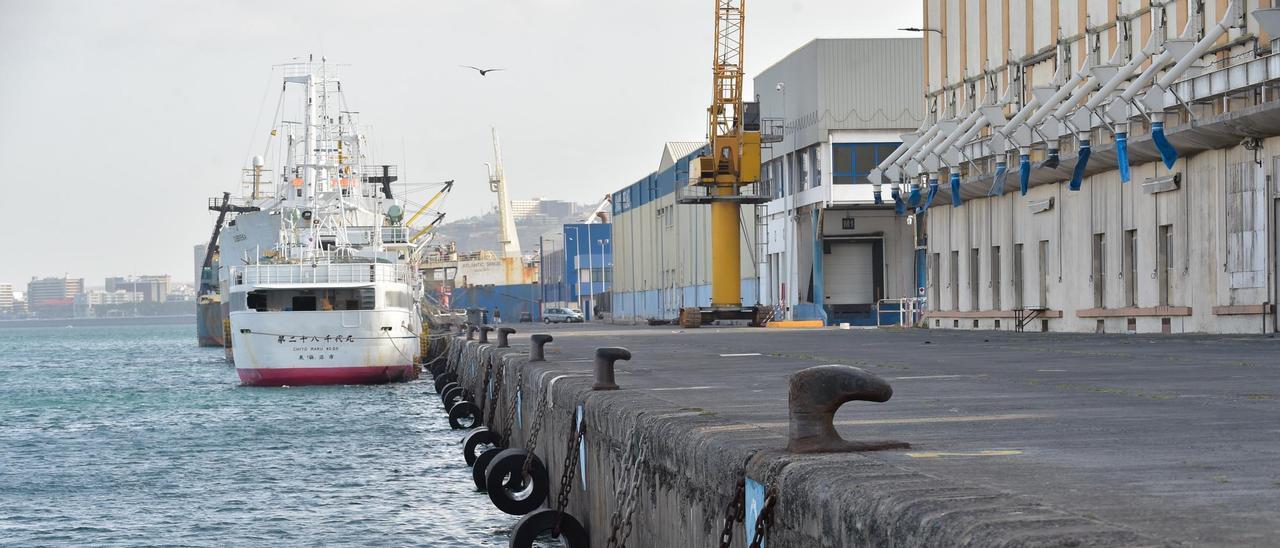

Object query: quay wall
[443,336,1157,547]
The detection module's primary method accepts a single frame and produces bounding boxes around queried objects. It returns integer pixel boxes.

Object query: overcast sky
[0,0,921,286]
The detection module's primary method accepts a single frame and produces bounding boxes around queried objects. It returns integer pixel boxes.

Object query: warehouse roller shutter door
[822,239,883,325]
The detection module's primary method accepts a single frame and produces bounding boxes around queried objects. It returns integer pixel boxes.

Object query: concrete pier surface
[446,325,1280,547]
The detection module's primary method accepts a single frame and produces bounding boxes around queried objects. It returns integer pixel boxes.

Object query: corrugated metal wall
[756,38,925,162]
[451,283,541,323]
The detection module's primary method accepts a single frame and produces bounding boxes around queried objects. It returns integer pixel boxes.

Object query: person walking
[493,308,502,324]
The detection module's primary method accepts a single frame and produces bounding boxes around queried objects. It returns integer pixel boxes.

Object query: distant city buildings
[1,274,192,319]
[85,289,144,306]
[0,283,12,312]
[26,276,84,317]
[106,275,171,303]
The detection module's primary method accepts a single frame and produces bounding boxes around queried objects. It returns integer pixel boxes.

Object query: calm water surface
[0,323,510,546]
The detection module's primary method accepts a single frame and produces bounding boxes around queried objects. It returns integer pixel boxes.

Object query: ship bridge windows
[245,287,376,312]
[383,289,412,310]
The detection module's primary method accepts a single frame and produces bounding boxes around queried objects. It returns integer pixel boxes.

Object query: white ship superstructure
[215,58,426,386]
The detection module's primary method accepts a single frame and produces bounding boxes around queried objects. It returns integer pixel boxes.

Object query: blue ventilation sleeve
[1151,121,1177,169]
[1018,154,1031,196]
[1116,132,1131,183]
[892,187,905,215]
[918,178,939,214]
[949,172,962,207]
[873,189,883,204]
[988,161,1007,196]
[907,182,921,207]
[1069,140,1090,191]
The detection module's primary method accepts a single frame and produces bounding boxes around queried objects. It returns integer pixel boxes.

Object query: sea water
[0,323,510,546]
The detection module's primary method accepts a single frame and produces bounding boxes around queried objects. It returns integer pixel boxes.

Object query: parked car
[543,307,585,323]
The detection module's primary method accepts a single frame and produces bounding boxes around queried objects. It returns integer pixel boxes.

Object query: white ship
[212,58,432,386]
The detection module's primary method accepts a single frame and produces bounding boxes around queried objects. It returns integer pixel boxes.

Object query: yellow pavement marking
[694,413,1046,434]
[906,450,1024,458]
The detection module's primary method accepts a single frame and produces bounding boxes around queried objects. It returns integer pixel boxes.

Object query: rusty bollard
[787,364,910,453]
[478,325,494,344]
[466,324,477,341]
[497,327,516,348]
[592,347,630,390]
[529,334,553,362]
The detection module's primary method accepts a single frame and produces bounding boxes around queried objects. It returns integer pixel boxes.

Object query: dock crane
[678,0,768,327]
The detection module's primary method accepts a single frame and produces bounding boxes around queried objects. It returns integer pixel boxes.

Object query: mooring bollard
[786,364,910,453]
[592,347,630,390]
[478,325,495,344]
[466,324,478,341]
[497,327,516,348]
[529,334,553,362]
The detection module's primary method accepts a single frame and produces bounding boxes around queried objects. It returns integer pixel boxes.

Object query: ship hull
[237,364,413,386]
[196,300,224,347]
[230,307,419,387]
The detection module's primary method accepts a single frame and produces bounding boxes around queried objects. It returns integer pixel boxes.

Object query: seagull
[459,65,504,76]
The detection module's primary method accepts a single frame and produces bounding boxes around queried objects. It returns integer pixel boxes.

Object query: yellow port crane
[681,0,766,326]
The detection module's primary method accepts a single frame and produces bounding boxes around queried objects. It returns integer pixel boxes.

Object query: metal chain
[552,412,586,536]
[520,386,551,478]
[717,481,746,548]
[747,487,778,548]
[485,353,506,427]
[478,349,494,413]
[605,428,650,548]
[500,367,523,447]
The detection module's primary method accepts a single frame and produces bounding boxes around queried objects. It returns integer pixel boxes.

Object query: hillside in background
[426,206,594,256]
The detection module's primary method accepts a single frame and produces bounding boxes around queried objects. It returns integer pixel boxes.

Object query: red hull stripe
[237,365,413,386]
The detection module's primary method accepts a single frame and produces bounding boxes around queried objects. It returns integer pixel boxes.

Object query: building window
[930,252,940,310]
[949,250,959,311]
[990,246,1001,310]
[1013,243,1024,309]
[831,143,902,184]
[1038,240,1050,308]
[798,151,808,189]
[810,147,821,188]
[1158,224,1173,306]
[1092,233,1106,308]
[1123,229,1138,307]
[970,248,980,311]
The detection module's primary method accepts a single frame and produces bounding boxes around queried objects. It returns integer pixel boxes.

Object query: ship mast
[487,127,521,259]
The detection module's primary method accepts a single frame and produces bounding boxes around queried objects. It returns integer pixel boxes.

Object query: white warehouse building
[756,38,927,325]
[891,0,1279,334]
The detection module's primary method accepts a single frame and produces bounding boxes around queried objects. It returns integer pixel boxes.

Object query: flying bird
[459,65,505,76]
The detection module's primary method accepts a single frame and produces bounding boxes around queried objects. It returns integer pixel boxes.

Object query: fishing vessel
[208,57,436,386]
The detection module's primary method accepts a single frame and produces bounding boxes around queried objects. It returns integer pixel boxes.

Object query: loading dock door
[824,242,875,304]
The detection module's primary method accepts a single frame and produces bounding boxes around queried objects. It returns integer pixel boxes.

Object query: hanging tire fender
[471,446,507,491]
[434,373,457,394]
[508,508,589,547]
[485,448,549,516]
[448,400,483,430]
[462,427,502,466]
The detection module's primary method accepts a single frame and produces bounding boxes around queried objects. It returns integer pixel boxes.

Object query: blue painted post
[812,208,827,326]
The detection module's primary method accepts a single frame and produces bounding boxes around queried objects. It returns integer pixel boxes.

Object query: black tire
[443,386,474,409]
[462,428,502,466]
[441,384,462,406]
[472,447,505,491]
[543,317,550,324]
[485,448,549,515]
[448,400,482,430]
[509,508,589,548]
[434,373,456,394]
